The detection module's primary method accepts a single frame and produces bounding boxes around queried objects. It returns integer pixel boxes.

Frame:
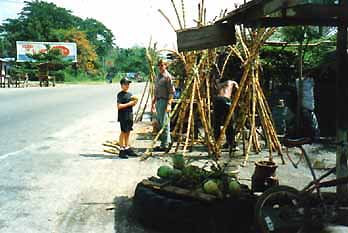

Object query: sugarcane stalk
[198,3,201,26]
[220,48,234,79]
[256,79,283,157]
[206,73,211,126]
[190,107,195,150]
[135,79,149,122]
[170,0,183,30]
[175,102,188,152]
[158,9,176,32]
[138,84,152,122]
[183,76,197,153]
[230,45,245,63]
[256,82,275,162]
[243,67,258,166]
[201,0,205,19]
[195,75,216,157]
[180,0,186,28]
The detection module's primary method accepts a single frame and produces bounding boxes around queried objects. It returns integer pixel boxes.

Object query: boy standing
[117,77,138,158]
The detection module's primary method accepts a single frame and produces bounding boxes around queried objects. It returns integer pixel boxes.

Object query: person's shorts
[120,119,133,132]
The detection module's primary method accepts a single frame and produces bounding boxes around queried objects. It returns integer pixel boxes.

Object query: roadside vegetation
[0,0,149,83]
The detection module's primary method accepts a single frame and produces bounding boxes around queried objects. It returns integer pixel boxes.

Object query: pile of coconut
[156,154,249,199]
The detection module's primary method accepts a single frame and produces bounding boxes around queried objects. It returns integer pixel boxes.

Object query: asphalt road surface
[0,83,159,233]
[0,85,117,156]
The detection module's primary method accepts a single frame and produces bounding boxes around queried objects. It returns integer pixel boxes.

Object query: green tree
[0,35,11,57]
[1,0,115,61]
[52,28,97,73]
[78,18,115,58]
[1,0,78,56]
[111,47,148,76]
[279,26,334,72]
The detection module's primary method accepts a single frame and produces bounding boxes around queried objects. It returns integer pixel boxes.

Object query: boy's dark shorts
[120,119,133,132]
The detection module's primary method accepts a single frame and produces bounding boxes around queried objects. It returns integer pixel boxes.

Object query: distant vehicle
[126,72,136,79]
[126,72,143,82]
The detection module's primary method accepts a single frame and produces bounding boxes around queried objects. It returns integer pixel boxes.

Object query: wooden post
[336,0,348,198]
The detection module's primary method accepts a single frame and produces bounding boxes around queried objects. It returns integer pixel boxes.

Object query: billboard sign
[16,41,77,62]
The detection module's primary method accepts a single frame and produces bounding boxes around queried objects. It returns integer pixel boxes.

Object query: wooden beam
[261,0,333,16]
[217,0,314,24]
[290,4,348,20]
[230,4,348,27]
[264,40,335,47]
[217,0,348,27]
[242,17,340,27]
[176,23,235,52]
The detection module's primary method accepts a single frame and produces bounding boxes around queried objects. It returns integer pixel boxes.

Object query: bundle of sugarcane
[103,140,121,155]
[141,0,224,159]
[134,42,157,122]
[163,0,224,157]
[215,26,285,165]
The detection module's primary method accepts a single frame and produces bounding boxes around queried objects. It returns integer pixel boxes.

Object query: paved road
[0,83,156,233]
[0,85,118,156]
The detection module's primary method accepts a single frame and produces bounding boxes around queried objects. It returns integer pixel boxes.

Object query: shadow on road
[79,153,117,159]
[113,196,159,233]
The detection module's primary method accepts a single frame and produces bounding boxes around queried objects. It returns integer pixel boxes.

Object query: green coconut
[171,168,183,179]
[157,165,174,178]
[203,180,220,195]
[228,180,241,196]
[172,153,185,170]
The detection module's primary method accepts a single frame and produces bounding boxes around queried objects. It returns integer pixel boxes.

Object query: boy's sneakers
[119,149,128,159]
[125,148,138,157]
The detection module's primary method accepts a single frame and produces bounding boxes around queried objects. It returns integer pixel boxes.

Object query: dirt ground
[109,113,348,233]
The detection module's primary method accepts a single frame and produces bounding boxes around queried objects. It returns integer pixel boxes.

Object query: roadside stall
[129,1,348,233]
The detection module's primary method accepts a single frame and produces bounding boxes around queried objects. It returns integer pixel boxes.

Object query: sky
[0,0,245,49]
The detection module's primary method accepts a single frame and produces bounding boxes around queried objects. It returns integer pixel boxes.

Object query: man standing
[151,59,175,151]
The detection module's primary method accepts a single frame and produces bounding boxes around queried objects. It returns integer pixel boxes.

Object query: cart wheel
[255,185,305,233]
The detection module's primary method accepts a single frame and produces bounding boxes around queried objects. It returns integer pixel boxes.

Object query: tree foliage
[277,26,336,71]
[0,0,114,61]
[110,47,148,75]
[52,28,97,73]
[78,18,114,57]
[1,0,78,56]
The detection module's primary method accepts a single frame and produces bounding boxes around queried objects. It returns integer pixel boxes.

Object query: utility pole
[336,0,348,198]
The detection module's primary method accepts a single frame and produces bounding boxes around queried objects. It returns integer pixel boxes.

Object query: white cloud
[0,0,245,49]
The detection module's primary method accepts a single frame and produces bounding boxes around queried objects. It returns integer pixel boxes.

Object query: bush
[62,67,105,83]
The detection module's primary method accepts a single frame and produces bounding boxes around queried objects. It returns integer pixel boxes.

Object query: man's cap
[120,77,132,84]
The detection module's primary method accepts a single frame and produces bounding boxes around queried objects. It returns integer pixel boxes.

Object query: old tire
[254,185,304,233]
[132,180,256,233]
